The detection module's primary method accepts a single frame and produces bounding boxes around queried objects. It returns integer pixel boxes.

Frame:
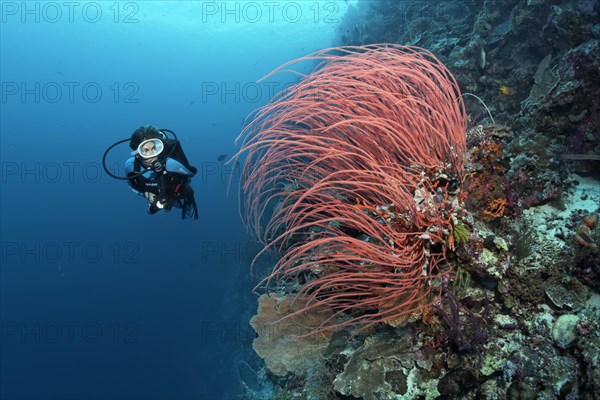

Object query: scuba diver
[103,125,199,220]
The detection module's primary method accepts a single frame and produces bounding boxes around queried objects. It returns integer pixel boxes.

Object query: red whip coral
[236,44,467,335]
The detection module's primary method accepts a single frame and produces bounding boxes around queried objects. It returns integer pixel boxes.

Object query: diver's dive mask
[132,138,164,159]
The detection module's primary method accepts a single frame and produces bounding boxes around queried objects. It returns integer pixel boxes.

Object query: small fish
[217,154,228,161]
[211,122,217,127]
[56,71,63,76]
[234,161,240,169]
[478,47,486,70]
[189,100,195,105]
[499,85,514,96]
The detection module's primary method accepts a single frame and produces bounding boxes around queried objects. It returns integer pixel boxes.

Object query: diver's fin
[182,187,199,220]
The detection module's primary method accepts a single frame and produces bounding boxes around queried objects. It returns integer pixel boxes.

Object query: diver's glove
[148,200,162,215]
[144,192,156,203]
[148,197,169,215]
[150,197,171,210]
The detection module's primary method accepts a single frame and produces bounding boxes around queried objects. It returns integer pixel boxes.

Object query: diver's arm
[124,157,139,186]
[165,158,195,176]
[129,187,146,196]
[124,157,136,174]
[125,157,153,198]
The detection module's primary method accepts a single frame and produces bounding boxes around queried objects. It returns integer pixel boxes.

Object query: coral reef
[238,1,600,399]
[250,294,333,377]
[237,45,467,335]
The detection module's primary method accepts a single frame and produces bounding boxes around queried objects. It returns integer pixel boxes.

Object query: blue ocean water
[0,2,354,399]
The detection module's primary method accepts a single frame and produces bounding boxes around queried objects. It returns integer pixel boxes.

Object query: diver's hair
[130,125,162,149]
